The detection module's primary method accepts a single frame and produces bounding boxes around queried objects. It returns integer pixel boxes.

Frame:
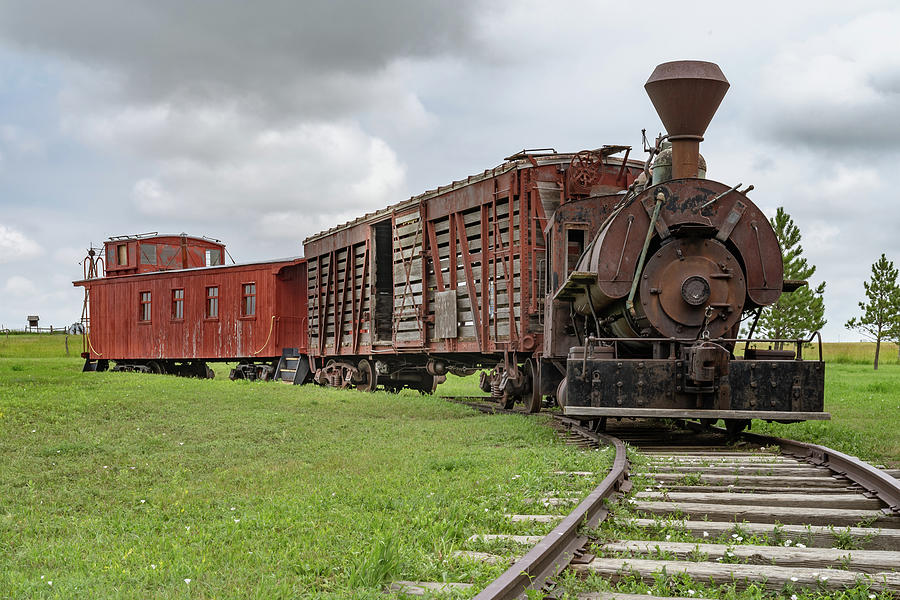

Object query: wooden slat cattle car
[302,148,644,399]
[75,249,307,381]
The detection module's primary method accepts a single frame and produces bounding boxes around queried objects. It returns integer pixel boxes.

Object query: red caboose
[75,233,308,381]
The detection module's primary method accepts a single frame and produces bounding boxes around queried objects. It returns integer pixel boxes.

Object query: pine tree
[845,254,900,370]
[755,207,826,348]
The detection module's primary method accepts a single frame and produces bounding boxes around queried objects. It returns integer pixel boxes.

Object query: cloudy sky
[0,0,897,341]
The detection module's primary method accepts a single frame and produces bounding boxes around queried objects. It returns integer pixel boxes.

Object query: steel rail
[680,420,900,514]
[742,430,900,514]
[473,418,629,600]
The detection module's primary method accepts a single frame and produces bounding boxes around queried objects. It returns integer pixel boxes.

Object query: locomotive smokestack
[645,61,729,179]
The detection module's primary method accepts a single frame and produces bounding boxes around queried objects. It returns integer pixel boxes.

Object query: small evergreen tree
[845,254,900,370]
[755,207,826,348]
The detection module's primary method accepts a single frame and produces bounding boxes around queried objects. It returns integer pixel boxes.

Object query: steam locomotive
[75,61,827,432]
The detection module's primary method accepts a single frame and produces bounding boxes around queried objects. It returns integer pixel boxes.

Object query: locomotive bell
[645,61,729,179]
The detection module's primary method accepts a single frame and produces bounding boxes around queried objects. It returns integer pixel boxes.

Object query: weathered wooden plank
[652,484,862,494]
[504,514,562,523]
[631,501,897,527]
[635,491,882,510]
[572,558,900,592]
[578,594,710,600]
[389,580,474,596]
[450,550,507,565]
[648,465,831,476]
[600,540,900,573]
[467,534,543,544]
[648,473,848,487]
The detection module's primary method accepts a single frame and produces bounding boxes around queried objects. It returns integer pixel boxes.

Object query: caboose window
[205,249,222,266]
[241,283,256,317]
[117,244,128,266]
[139,291,151,322]
[171,288,184,320]
[206,286,219,318]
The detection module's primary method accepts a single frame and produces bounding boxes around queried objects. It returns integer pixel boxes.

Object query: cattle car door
[392,207,426,348]
[371,220,394,345]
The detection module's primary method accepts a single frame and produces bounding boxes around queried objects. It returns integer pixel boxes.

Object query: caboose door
[391,207,426,348]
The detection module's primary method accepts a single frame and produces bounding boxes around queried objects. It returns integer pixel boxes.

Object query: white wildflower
[184,578,191,584]
[151,564,156,569]
[230,507,235,511]
[140,499,145,504]
[234,518,240,523]
[796,542,806,548]
[702,531,709,537]
[790,577,798,582]
[784,540,792,546]
[48,581,52,586]
[688,590,695,596]
[665,534,671,540]
[791,596,797,600]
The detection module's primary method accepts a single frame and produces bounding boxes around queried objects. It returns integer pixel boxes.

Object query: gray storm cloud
[0,0,482,117]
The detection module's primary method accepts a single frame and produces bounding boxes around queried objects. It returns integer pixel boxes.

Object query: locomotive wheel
[556,378,568,409]
[725,419,750,437]
[356,359,377,392]
[524,359,541,414]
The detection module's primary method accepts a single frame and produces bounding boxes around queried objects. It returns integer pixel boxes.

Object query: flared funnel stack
[645,60,729,179]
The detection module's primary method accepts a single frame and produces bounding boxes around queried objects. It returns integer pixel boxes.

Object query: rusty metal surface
[573,178,783,313]
[639,237,745,339]
[473,424,628,600]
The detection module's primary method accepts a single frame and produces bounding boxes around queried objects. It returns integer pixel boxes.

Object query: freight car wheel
[524,359,541,414]
[356,359,377,392]
[147,360,164,375]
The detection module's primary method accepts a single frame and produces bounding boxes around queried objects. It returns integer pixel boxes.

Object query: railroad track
[392,397,900,599]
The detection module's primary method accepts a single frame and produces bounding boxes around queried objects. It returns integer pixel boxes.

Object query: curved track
[432,398,900,600]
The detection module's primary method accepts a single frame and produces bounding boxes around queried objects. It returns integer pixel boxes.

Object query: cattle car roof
[73,256,304,285]
[303,150,640,244]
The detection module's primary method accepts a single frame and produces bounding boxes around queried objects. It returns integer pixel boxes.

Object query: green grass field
[1,334,898,598]
[0,334,612,598]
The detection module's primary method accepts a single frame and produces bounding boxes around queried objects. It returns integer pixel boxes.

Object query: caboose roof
[73,256,304,286]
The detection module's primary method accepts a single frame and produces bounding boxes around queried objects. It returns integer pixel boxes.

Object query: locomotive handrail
[473,427,628,600]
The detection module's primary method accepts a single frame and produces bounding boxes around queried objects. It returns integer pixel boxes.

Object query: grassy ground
[2,334,898,599]
[0,334,612,598]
